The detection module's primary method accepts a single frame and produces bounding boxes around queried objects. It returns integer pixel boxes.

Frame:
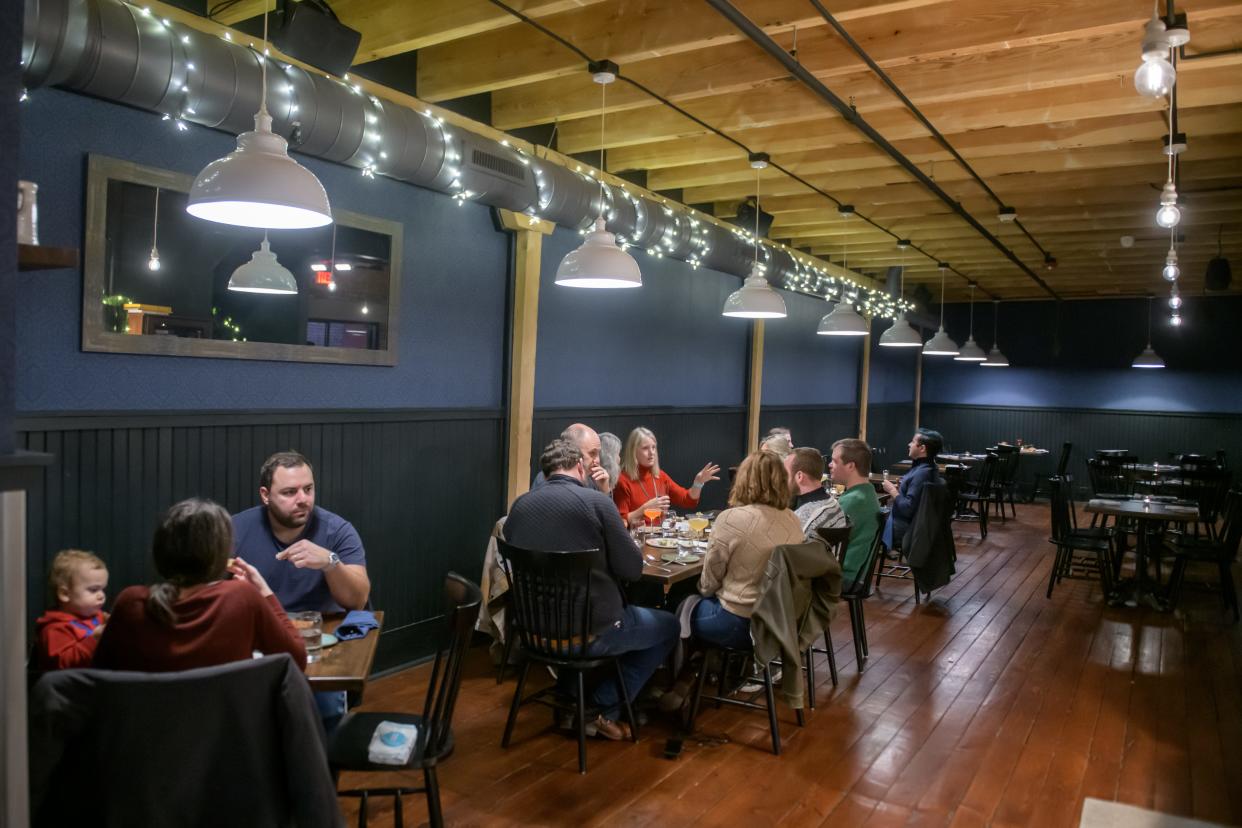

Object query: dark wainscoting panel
[921,403,1242,496]
[17,409,505,673]
[532,408,748,512]
[758,405,859,456]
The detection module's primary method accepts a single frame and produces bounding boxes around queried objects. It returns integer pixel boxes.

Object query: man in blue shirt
[881,429,943,550]
[233,451,371,613]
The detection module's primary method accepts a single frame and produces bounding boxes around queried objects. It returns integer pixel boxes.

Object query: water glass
[290,611,323,663]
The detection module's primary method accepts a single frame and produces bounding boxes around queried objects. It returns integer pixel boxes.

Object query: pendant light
[816,231,867,335]
[1134,5,1175,98]
[556,61,642,289]
[1131,296,1166,368]
[980,300,1009,367]
[879,240,923,347]
[723,153,785,317]
[187,10,332,229]
[147,186,162,272]
[228,231,297,294]
[954,283,987,361]
[1154,65,1181,229]
[922,263,960,356]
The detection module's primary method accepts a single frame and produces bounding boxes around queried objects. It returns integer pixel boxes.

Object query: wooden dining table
[640,539,705,594]
[1083,499,1199,610]
[305,611,384,696]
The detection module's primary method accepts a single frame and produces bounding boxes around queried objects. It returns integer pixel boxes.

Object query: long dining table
[305,611,384,697]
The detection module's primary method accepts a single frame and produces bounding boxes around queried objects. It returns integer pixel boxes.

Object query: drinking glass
[289,611,323,663]
[643,507,662,527]
[676,526,694,561]
[688,513,709,537]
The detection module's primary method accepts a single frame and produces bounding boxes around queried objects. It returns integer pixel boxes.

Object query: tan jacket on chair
[749,538,843,709]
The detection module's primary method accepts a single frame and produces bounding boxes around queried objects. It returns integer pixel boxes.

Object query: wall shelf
[18,244,78,271]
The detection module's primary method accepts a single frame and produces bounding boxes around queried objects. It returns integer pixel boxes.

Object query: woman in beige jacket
[693,451,804,649]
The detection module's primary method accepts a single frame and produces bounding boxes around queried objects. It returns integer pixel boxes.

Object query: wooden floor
[339,504,1242,827]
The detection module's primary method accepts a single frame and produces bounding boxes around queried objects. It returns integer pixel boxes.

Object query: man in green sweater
[828,438,883,588]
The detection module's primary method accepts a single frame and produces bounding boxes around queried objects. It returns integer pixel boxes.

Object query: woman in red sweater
[94,498,306,672]
[613,427,721,528]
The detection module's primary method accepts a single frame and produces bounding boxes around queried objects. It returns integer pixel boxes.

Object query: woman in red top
[613,427,721,528]
[94,498,306,672]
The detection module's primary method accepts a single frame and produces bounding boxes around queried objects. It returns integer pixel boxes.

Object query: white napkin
[367,721,419,766]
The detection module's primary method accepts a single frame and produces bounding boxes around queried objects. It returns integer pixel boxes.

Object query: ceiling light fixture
[1162,246,1179,281]
[556,60,642,289]
[997,206,1017,223]
[228,231,298,294]
[1155,74,1181,229]
[837,204,855,219]
[816,231,866,335]
[1134,6,1175,98]
[147,186,162,272]
[879,239,923,347]
[981,301,1009,367]
[723,152,786,317]
[922,263,959,356]
[954,283,987,361]
[1131,296,1165,368]
[187,10,331,229]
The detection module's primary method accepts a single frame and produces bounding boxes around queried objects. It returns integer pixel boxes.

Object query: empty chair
[990,445,1021,521]
[821,508,889,672]
[498,543,638,774]
[1166,489,1242,621]
[1056,442,1073,477]
[1047,477,1116,599]
[330,573,482,828]
[955,453,999,539]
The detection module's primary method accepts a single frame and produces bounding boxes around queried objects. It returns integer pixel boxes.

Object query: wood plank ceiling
[216,0,1242,302]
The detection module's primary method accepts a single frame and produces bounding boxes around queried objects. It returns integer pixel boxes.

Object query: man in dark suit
[504,439,678,740]
[881,428,944,550]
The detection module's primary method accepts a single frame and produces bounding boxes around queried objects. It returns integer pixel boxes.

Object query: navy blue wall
[925,296,1242,413]
[533,226,748,408]
[761,291,860,406]
[17,89,508,412]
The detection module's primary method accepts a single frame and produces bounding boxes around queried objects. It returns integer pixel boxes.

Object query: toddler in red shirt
[35,549,109,670]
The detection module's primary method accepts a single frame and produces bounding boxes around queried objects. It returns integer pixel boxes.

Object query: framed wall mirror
[83,154,402,366]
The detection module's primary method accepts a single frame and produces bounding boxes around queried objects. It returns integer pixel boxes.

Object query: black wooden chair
[329,573,482,828]
[1047,478,1115,599]
[809,523,851,695]
[822,508,889,673]
[955,452,998,539]
[1166,489,1241,621]
[497,542,638,774]
[990,445,1021,521]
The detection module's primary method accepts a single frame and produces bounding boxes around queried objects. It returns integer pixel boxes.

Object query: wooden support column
[857,333,871,441]
[746,320,764,454]
[914,350,923,430]
[497,210,553,508]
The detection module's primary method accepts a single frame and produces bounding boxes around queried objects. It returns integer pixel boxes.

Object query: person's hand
[641,495,671,513]
[228,556,274,597]
[91,623,107,638]
[276,539,333,571]
[693,462,722,487]
[881,480,898,497]
[589,463,611,493]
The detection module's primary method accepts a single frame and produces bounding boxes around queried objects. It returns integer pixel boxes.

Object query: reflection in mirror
[84,155,401,365]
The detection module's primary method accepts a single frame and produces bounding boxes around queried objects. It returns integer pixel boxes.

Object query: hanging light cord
[968,284,975,338]
[992,300,1000,346]
[1146,296,1154,345]
[938,267,947,328]
[598,78,606,221]
[151,187,160,248]
[258,7,269,115]
[753,163,761,268]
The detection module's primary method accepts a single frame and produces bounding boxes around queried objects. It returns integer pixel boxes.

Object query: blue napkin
[335,610,379,641]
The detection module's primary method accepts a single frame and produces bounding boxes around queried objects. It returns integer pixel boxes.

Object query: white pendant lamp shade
[816,300,868,335]
[878,312,923,347]
[1132,346,1165,368]
[228,237,298,294]
[923,327,960,356]
[188,111,332,229]
[954,336,987,361]
[555,217,642,288]
[981,346,1009,367]
[723,264,787,318]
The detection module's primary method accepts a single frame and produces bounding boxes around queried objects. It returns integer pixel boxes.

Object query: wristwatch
[326,552,341,570]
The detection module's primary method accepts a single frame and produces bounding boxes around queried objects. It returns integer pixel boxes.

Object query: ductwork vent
[469,148,526,183]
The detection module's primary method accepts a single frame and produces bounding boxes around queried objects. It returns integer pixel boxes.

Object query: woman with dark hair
[94,498,306,672]
[691,451,804,649]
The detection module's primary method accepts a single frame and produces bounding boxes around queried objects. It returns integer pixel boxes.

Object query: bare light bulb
[1135,58,1176,98]
[147,248,161,272]
[1170,313,1183,327]
[1168,292,1182,310]
[1163,248,1179,281]
[1156,203,1181,228]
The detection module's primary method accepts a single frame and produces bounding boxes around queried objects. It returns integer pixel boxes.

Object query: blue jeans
[315,690,347,736]
[584,605,679,720]
[690,596,752,650]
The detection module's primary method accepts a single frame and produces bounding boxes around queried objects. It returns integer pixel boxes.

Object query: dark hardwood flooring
[338,504,1242,827]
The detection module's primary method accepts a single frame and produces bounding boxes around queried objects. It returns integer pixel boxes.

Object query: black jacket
[28,653,341,828]
[503,474,642,633]
[903,482,957,594]
[892,457,941,544]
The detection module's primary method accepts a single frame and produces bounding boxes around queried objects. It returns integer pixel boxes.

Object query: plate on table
[321,633,339,648]
[646,537,678,549]
[661,552,701,564]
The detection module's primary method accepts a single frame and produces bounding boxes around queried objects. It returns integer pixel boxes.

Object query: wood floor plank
[334,505,1242,828]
